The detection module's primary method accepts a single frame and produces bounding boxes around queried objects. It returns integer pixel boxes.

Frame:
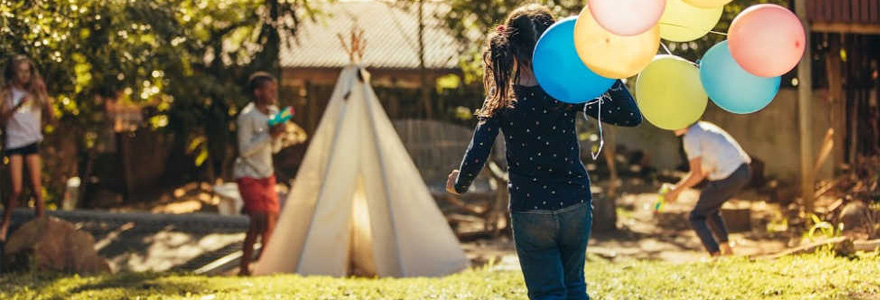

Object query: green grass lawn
[3,252,880,300]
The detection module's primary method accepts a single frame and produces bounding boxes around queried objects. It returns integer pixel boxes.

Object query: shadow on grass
[592,225,699,252]
[2,272,221,300]
[67,272,215,298]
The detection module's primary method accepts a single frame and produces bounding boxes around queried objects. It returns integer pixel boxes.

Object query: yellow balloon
[683,0,732,9]
[635,55,707,130]
[574,6,660,79]
[659,0,723,42]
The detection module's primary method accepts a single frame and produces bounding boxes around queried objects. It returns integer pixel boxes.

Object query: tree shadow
[66,272,216,299]
[591,223,702,253]
[171,242,242,272]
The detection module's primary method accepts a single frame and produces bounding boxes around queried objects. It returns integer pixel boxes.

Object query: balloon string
[661,42,672,55]
[657,22,728,36]
[708,30,728,36]
[661,42,700,67]
[587,96,605,161]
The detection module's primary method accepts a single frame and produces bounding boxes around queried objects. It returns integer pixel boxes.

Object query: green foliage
[0,0,318,191]
[804,213,842,243]
[2,253,880,299]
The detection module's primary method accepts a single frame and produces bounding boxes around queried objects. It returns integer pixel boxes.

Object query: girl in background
[0,55,55,242]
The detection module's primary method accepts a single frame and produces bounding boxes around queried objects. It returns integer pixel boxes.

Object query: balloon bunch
[532,1,805,130]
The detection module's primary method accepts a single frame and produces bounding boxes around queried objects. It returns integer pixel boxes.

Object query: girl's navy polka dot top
[454,80,642,212]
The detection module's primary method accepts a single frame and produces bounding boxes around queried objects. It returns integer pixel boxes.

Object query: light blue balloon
[533,17,614,104]
[700,41,781,114]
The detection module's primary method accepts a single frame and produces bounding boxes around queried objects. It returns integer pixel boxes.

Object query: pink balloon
[728,4,805,77]
[588,0,666,36]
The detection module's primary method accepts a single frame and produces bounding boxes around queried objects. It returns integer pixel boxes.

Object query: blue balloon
[700,41,781,114]
[533,17,614,104]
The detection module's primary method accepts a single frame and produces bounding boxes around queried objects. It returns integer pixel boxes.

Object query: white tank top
[5,87,43,149]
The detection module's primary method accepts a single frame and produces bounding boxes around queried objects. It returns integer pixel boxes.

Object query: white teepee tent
[253,65,470,277]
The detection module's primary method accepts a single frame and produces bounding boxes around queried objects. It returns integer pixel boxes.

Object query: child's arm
[666,157,706,202]
[42,96,56,126]
[667,134,706,202]
[0,89,9,123]
[581,80,642,127]
[35,78,56,125]
[449,115,501,194]
[0,89,29,124]
[238,113,272,158]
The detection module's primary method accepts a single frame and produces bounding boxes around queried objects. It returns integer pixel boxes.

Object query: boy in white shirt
[666,121,751,256]
[234,72,285,275]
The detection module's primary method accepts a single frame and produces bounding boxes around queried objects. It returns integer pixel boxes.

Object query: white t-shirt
[233,103,282,179]
[682,121,751,181]
[5,87,43,149]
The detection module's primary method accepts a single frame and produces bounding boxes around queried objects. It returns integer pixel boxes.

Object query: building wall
[616,88,843,182]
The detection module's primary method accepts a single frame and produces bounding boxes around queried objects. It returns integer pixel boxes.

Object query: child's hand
[446,170,460,195]
[269,124,285,138]
[664,189,680,203]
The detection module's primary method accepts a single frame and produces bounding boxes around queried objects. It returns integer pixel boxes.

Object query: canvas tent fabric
[253,66,469,277]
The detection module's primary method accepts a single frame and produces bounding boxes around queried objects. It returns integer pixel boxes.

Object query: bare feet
[720,243,734,256]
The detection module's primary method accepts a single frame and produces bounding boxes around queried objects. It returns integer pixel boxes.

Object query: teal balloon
[533,17,615,104]
[700,41,781,114]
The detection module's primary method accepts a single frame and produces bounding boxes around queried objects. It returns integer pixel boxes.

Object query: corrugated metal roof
[807,0,880,24]
[280,0,460,70]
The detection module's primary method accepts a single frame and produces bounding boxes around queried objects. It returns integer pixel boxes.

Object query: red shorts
[236,175,279,214]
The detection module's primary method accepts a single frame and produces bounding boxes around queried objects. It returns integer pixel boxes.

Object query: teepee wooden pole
[338,26,367,64]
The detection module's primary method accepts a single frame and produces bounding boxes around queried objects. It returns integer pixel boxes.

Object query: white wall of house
[616,88,841,182]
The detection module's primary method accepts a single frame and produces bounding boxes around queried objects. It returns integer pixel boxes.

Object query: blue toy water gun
[268,106,294,127]
[653,184,674,213]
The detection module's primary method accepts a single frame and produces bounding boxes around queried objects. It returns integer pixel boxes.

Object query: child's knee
[689,210,707,223]
[250,212,271,231]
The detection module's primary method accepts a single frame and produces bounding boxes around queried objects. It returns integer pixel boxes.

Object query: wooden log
[854,239,880,252]
[814,179,839,199]
[760,237,854,260]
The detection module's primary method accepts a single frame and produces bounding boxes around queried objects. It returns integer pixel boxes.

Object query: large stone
[3,217,110,274]
[840,201,869,231]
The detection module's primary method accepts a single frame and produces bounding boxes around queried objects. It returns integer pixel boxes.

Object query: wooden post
[824,34,846,170]
[306,81,319,133]
[417,0,433,119]
[795,0,815,213]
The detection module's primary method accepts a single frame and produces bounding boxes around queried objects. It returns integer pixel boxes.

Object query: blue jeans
[511,201,593,300]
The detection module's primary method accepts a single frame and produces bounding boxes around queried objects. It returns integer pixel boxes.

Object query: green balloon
[635,55,708,130]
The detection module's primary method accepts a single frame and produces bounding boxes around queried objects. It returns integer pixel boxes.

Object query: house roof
[280,0,461,70]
